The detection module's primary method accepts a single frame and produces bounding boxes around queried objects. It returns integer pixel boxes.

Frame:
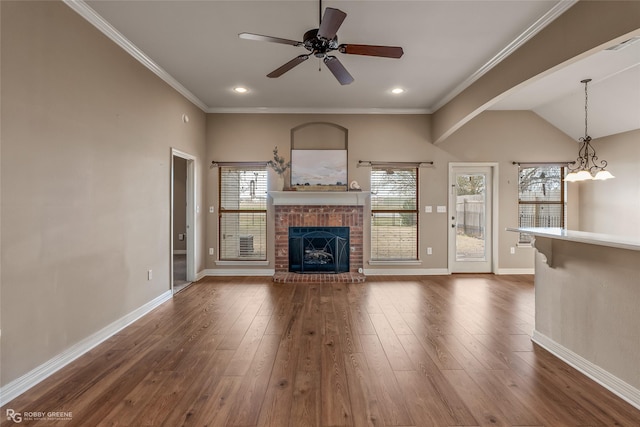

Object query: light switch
[424,206,433,213]
[209,206,214,213]
[437,205,447,213]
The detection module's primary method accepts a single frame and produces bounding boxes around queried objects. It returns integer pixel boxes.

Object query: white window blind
[219,167,267,260]
[370,167,418,260]
[518,165,566,244]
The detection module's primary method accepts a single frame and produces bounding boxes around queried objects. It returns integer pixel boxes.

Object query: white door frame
[448,162,499,274]
[171,148,197,293]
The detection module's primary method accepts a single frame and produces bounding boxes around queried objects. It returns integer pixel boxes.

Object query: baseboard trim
[363,268,450,276]
[197,267,530,277]
[532,330,640,410]
[495,268,535,275]
[0,290,173,406]
[195,269,208,281]
[201,268,275,277]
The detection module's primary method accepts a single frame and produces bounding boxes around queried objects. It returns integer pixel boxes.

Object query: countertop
[506,227,640,252]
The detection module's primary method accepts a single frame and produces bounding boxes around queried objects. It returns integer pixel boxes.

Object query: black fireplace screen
[289,227,349,273]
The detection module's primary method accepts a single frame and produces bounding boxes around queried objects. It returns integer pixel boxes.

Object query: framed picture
[291,149,347,190]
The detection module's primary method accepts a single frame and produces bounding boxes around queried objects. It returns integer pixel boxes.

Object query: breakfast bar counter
[507,227,640,409]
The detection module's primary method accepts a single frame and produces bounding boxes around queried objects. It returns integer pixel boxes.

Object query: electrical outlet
[510,247,516,255]
[147,270,153,280]
[209,248,214,255]
[427,247,433,255]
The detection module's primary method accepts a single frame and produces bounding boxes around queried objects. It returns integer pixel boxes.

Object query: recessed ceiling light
[391,87,405,94]
[233,87,248,94]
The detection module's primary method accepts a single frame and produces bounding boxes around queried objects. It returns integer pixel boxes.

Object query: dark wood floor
[4,275,640,426]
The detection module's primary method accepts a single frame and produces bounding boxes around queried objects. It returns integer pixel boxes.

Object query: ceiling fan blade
[323,56,354,85]
[239,32,302,47]
[318,8,347,40]
[338,44,404,59]
[267,55,310,78]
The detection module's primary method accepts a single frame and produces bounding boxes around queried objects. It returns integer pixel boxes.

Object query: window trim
[370,166,419,261]
[218,166,268,261]
[517,164,567,245]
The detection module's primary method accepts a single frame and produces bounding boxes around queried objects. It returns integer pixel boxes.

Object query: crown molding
[207,107,431,115]
[64,0,576,116]
[431,0,578,112]
[63,0,208,112]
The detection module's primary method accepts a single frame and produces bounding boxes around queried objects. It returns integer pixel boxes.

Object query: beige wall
[1,1,206,386]
[578,129,640,238]
[0,0,4,346]
[206,110,578,273]
[207,114,439,270]
[443,111,580,267]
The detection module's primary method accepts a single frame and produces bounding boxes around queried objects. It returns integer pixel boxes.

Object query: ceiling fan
[238,0,404,85]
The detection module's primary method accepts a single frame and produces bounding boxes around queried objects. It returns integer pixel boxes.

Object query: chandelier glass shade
[565,79,614,182]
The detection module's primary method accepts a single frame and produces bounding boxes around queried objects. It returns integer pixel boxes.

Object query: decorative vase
[276,174,285,191]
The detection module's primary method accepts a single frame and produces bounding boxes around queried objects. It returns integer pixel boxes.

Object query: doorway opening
[448,163,498,273]
[171,149,196,294]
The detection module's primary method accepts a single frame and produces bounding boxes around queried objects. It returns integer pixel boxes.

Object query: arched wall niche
[290,122,348,150]
[289,122,349,189]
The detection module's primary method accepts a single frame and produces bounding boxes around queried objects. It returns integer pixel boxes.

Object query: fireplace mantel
[269,191,369,206]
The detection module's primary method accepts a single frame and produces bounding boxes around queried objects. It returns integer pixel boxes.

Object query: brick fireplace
[270,191,367,282]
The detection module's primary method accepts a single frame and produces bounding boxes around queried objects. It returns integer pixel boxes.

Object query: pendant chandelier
[565,79,614,182]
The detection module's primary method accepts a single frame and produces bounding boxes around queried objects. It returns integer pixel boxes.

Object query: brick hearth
[274,204,364,274]
[272,272,366,284]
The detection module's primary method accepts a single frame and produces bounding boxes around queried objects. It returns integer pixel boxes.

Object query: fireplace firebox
[289,227,349,274]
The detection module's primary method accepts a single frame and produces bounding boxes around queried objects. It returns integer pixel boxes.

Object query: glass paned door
[449,166,493,273]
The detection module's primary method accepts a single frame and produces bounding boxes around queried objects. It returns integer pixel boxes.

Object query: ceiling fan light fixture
[238,0,404,85]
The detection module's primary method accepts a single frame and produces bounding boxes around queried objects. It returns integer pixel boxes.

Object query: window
[370,167,418,260]
[518,165,566,244]
[219,167,267,260]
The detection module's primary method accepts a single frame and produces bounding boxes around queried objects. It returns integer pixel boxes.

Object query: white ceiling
[77,0,640,138]
[491,39,640,140]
